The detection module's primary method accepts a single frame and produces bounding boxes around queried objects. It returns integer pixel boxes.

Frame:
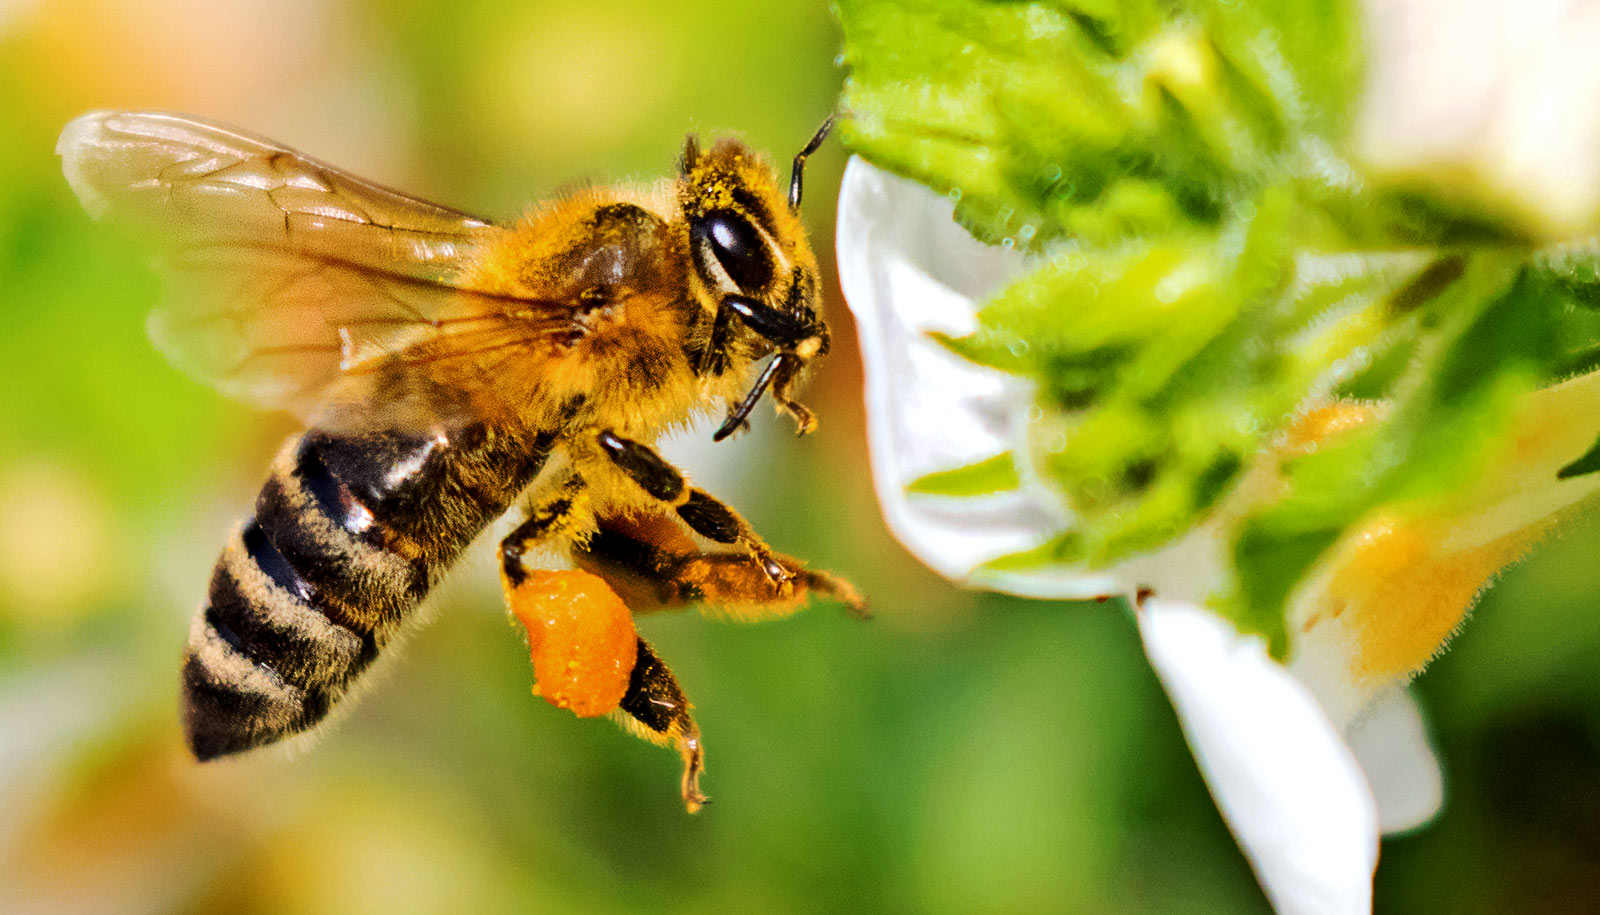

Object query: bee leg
[769,353,819,436]
[650,552,865,622]
[576,511,868,620]
[498,475,587,587]
[498,485,708,812]
[500,482,640,716]
[594,431,795,596]
[612,637,708,813]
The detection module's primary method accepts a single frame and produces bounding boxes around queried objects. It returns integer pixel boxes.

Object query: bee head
[678,119,833,441]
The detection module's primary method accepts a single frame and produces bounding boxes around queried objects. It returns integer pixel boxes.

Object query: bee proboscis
[58,110,862,810]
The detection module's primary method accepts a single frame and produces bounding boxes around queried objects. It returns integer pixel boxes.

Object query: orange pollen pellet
[507,569,639,718]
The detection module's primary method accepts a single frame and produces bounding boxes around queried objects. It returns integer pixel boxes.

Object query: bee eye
[697,210,771,291]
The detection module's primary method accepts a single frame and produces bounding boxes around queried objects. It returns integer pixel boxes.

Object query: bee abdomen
[182,506,386,759]
[182,424,554,760]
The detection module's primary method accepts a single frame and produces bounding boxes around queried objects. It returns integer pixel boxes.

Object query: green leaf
[908,452,1022,496]
[838,0,1364,248]
[1222,254,1530,652]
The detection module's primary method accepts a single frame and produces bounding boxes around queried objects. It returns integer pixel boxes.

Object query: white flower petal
[1138,598,1378,915]
[837,158,1231,601]
[1285,629,1375,733]
[836,159,1063,581]
[1345,689,1445,835]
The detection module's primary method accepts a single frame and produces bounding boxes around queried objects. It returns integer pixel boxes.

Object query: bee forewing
[58,110,496,265]
[58,111,575,433]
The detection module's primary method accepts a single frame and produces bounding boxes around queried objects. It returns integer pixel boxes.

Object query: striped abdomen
[182,423,555,760]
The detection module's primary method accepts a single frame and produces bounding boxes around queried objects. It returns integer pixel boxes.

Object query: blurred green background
[2,1,1599,912]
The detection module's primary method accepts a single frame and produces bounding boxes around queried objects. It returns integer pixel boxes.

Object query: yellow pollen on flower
[1311,512,1544,683]
[1281,402,1382,455]
[1279,376,1600,697]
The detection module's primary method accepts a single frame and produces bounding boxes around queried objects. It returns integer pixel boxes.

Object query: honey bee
[58,110,863,811]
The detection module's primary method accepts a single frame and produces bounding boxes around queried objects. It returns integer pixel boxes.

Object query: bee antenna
[788,115,834,211]
[713,355,787,442]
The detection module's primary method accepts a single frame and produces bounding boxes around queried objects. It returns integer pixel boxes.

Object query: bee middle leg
[594,430,806,596]
[498,481,708,811]
[576,510,866,620]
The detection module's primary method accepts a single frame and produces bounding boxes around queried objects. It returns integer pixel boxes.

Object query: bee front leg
[594,430,796,596]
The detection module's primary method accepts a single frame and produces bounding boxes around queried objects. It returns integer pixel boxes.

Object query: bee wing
[58,110,578,432]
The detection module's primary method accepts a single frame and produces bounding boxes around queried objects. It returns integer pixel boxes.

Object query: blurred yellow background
[4,1,1600,912]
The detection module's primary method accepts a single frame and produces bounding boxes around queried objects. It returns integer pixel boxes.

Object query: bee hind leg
[612,637,708,812]
[499,474,588,587]
[499,479,633,716]
[499,481,708,812]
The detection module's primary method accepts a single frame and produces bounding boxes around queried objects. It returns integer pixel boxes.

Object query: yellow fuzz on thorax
[454,183,715,444]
